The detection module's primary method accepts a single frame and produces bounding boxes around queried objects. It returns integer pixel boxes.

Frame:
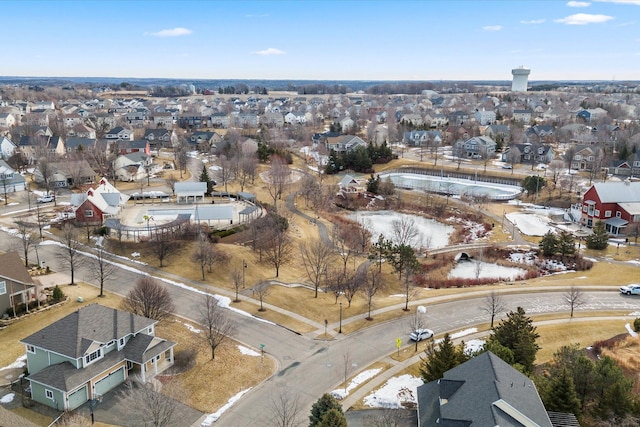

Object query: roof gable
[0,252,34,285]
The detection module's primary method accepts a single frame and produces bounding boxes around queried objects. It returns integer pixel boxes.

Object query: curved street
[0,223,638,426]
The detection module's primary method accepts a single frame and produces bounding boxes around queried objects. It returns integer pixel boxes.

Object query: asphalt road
[0,225,638,425]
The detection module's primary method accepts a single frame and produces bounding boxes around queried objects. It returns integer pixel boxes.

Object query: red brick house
[580,180,640,235]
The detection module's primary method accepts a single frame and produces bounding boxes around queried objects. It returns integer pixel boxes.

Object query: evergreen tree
[366,174,380,194]
[479,340,514,365]
[593,356,634,418]
[521,175,546,199]
[309,393,344,427]
[199,165,213,195]
[317,408,347,427]
[539,231,559,256]
[586,221,609,250]
[419,333,468,382]
[558,231,576,258]
[490,307,540,374]
[543,368,581,414]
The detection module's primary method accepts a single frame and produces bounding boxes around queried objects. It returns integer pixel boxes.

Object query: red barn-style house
[72,178,129,224]
[581,180,640,235]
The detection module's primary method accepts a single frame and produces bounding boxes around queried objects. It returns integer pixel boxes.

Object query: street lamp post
[242,260,247,288]
[339,302,343,334]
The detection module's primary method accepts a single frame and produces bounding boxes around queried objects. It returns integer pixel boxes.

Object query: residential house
[105,127,134,141]
[447,111,471,125]
[324,135,368,153]
[576,108,607,124]
[179,113,206,129]
[399,113,424,127]
[455,136,497,158]
[63,113,83,128]
[338,174,363,194]
[0,160,27,192]
[339,117,355,133]
[607,152,640,177]
[417,352,555,427]
[115,140,151,156]
[125,109,148,127]
[483,124,511,143]
[34,160,96,188]
[501,143,554,165]
[0,136,17,159]
[474,109,496,125]
[260,111,285,128]
[525,125,555,144]
[403,130,442,147]
[65,138,96,154]
[72,177,130,223]
[17,135,52,163]
[143,128,174,149]
[231,112,259,128]
[21,304,176,411]
[150,112,175,128]
[210,112,230,128]
[571,146,600,171]
[22,112,50,127]
[113,152,152,182]
[284,111,307,125]
[513,109,532,123]
[67,124,96,139]
[580,180,640,234]
[0,252,36,317]
[190,131,222,152]
[430,113,448,127]
[0,112,16,128]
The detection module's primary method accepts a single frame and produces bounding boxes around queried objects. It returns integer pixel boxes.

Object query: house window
[148,327,153,334]
[155,355,160,362]
[588,156,594,161]
[616,212,622,218]
[84,349,102,366]
[0,281,5,295]
[85,210,94,218]
[45,389,54,400]
[588,206,595,216]
[605,211,612,218]
[119,337,125,347]
[574,155,581,160]
[594,209,600,217]
[27,344,36,354]
[583,205,587,212]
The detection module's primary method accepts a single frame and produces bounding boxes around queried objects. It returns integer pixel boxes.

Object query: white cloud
[146,27,192,37]
[252,47,286,56]
[482,25,503,31]
[555,13,614,24]
[595,0,640,5]
[520,19,546,24]
[567,1,591,7]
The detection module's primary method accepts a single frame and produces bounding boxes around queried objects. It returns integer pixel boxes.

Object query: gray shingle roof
[21,304,155,359]
[417,352,552,427]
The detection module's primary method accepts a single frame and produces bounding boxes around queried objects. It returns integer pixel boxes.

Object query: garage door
[94,367,125,396]
[68,385,88,410]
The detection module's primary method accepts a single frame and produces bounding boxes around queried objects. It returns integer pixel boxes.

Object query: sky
[2,0,640,81]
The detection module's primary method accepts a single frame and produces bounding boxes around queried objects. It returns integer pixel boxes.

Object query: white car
[36,194,54,203]
[620,284,640,295]
[410,329,434,342]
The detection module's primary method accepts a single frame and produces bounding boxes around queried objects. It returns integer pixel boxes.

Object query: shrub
[94,226,108,236]
[634,318,640,333]
[52,285,65,302]
[173,347,197,371]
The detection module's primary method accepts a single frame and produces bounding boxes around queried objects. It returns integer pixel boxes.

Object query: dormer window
[84,348,103,366]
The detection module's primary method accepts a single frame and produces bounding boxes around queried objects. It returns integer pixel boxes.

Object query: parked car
[501,164,513,169]
[410,328,434,342]
[620,284,640,295]
[36,194,54,204]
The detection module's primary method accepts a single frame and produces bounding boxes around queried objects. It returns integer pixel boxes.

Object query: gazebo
[175,182,207,204]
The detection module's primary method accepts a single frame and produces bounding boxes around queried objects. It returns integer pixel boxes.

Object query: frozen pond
[346,211,454,249]
[379,172,522,200]
[448,261,526,281]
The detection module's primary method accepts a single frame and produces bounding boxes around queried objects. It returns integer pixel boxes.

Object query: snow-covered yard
[448,261,527,281]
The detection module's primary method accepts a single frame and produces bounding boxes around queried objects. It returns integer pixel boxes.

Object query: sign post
[396,337,402,357]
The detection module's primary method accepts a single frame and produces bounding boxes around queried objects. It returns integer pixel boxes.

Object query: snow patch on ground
[331,368,382,400]
[625,324,639,337]
[505,212,552,236]
[185,323,201,334]
[237,345,260,357]
[363,375,423,408]
[201,388,252,425]
[0,355,26,371]
[465,339,485,354]
[0,393,15,404]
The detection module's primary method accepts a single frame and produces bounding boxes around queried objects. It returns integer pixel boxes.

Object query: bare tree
[57,224,84,285]
[261,212,293,277]
[268,389,303,427]
[119,376,181,427]
[362,264,385,320]
[342,265,365,307]
[326,267,345,304]
[299,238,333,298]
[265,155,290,209]
[363,409,405,427]
[200,294,237,360]
[174,142,189,179]
[474,249,484,281]
[216,155,234,193]
[231,267,243,302]
[254,281,271,311]
[332,222,358,274]
[408,308,428,351]
[149,229,179,268]
[192,232,214,280]
[355,218,372,253]
[481,291,506,329]
[165,174,178,196]
[564,286,585,319]
[14,221,35,267]
[391,216,422,247]
[121,277,175,321]
[506,145,521,174]
[92,247,117,297]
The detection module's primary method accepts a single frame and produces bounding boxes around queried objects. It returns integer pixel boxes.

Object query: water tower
[511,66,530,92]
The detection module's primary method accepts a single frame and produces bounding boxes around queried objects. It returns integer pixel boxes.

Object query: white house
[0,136,17,160]
[0,113,16,128]
[474,109,496,125]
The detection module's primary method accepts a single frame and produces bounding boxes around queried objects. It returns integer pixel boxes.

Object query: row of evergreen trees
[324,143,393,174]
